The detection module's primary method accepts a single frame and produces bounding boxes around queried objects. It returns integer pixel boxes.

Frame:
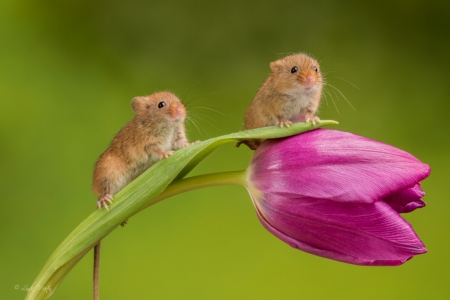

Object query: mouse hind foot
[97,194,113,210]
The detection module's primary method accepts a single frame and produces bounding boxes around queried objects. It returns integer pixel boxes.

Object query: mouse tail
[236,140,258,150]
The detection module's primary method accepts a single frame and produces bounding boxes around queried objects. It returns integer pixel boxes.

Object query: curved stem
[143,170,247,209]
[26,121,338,300]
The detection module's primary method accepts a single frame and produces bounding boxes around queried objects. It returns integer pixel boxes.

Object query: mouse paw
[189,140,201,146]
[180,140,198,148]
[277,120,292,128]
[180,140,200,148]
[98,194,113,210]
[160,150,174,159]
[305,115,320,125]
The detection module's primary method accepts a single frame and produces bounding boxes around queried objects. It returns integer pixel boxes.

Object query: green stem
[26,120,338,300]
[143,170,247,209]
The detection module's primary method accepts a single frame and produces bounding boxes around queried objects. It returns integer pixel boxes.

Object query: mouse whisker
[181,77,206,101]
[321,89,330,107]
[184,92,219,106]
[330,76,360,90]
[189,111,219,123]
[188,103,223,108]
[185,115,206,136]
[326,83,356,111]
[186,113,214,132]
[188,106,226,117]
[323,86,340,115]
[323,70,338,74]
[195,116,221,131]
[188,113,221,133]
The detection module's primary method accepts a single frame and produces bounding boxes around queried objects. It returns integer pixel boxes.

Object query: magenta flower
[246,129,430,266]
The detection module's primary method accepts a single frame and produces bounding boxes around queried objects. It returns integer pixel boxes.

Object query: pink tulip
[246,129,430,266]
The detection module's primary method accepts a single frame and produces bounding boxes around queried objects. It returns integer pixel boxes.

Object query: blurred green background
[1,0,449,299]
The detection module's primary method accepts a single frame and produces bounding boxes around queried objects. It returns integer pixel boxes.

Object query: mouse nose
[305,74,315,84]
[170,104,186,118]
[301,71,317,88]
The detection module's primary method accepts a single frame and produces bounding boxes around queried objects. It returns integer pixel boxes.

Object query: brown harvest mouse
[92,91,191,209]
[240,53,323,150]
[91,91,193,300]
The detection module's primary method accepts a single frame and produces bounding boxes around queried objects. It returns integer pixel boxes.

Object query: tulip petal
[249,129,430,204]
[383,184,426,213]
[252,193,427,266]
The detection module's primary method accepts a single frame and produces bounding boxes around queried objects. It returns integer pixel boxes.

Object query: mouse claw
[98,194,113,210]
[277,120,292,128]
[189,140,201,146]
[160,150,174,159]
[306,116,321,125]
[181,140,200,148]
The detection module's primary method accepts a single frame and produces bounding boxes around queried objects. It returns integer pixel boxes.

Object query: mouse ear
[131,96,144,113]
[270,60,282,73]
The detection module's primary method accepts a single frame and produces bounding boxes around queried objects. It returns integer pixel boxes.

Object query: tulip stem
[142,170,247,209]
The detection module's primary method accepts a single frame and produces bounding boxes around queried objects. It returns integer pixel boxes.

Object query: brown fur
[92,91,189,208]
[241,53,323,150]
[92,91,191,300]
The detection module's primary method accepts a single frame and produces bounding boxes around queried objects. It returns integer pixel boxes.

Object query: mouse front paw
[159,150,174,159]
[178,141,191,148]
[98,194,113,210]
[276,119,292,128]
[305,112,320,125]
[188,140,201,146]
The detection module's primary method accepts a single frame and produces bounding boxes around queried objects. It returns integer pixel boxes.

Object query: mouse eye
[158,102,166,108]
[291,66,298,73]
[313,66,318,72]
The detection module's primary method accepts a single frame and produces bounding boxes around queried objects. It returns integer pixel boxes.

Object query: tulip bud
[245,129,430,266]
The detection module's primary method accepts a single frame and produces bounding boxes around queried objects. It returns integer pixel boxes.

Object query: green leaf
[26,120,337,299]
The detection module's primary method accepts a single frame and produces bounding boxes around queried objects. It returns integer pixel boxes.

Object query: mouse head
[132,91,186,123]
[269,53,323,94]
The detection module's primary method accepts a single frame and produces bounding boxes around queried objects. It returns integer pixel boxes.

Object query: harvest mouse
[240,53,323,150]
[92,91,191,209]
[91,91,192,300]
